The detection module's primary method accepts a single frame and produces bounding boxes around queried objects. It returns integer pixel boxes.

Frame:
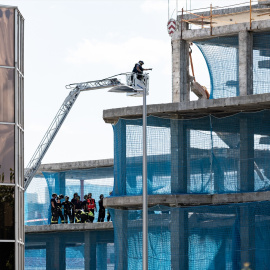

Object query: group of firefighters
[50,192,111,224]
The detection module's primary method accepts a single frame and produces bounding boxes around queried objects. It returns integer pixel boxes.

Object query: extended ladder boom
[24,77,121,189]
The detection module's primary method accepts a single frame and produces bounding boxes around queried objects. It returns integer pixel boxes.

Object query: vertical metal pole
[142,86,148,270]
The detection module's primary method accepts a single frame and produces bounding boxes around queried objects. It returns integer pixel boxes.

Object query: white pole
[142,85,148,270]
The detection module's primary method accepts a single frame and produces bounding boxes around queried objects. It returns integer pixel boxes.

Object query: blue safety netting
[25,230,114,270]
[195,33,270,99]
[253,32,270,94]
[110,201,270,270]
[25,166,114,225]
[113,111,270,196]
[195,36,239,99]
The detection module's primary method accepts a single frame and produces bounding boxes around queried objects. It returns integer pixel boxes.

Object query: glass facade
[0,5,24,270]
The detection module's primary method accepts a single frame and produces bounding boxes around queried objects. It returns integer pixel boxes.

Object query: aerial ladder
[24,73,149,190]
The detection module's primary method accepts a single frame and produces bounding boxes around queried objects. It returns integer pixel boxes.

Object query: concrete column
[170,208,188,270]
[239,117,254,192]
[97,243,108,270]
[239,205,255,269]
[171,119,188,193]
[115,210,128,270]
[84,231,97,270]
[239,31,253,96]
[172,23,189,103]
[114,120,126,195]
[46,236,65,270]
[80,179,84,199]
[59,172,66,196]
[213,156,224,193]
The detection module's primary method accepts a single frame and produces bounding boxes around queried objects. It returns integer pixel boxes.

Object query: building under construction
[25,1,270,269]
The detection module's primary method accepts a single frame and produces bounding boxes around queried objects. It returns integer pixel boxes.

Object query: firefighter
[132,60,152,80]
[86,193,96,223]
[81,195,89,223]
[62,196,74,223]
[74,195,82,223]
[107,191,112,222]
[50,193,58,224]
[71,192,78,223]
[56,194,65,224]
[98,194,105,222]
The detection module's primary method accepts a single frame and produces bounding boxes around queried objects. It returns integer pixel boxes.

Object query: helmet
[139,60,144,65]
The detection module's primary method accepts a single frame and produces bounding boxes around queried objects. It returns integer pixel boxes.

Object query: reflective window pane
[0,242,14,269]
[0,125,14,183]
[0,68,14,122]
[0,186,15,240]
[0,8,14,67]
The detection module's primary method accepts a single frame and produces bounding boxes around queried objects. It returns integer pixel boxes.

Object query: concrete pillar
[97,243,108,270]
[59,172,66,196]
[170,208,188,270]
[171,119,188,193]
[172,23,189,103]
[239,31,253,96]
[114,120,126,195]
[239,205,255,269]
[46,236,65,270]
[239,117,254,192]
[170,119,189,269]
[84,231,97,270]
[80,179,84,199]
[115,210,128,270]
[213,155,224,193]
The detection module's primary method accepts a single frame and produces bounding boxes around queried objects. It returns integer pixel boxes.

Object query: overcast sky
[1,0,250,165]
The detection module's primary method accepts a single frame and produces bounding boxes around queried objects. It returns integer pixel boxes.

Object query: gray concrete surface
[103,92,270,123]
[36,158,113,175]
[25,222,113,234]
[103,191,270,209]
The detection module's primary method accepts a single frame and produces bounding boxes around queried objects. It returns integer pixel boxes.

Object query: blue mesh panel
[25,167,113,225]
[25,249,46,270]
[195,36,239,99]
[253,32,270,94]
[25,231,114,270]
[110,201,270,270]
[113,111,270,196]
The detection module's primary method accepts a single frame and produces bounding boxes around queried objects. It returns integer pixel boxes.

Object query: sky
[1,0,251,165]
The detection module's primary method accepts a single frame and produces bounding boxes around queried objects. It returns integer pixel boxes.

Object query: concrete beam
[103,93,270,123]
[173,19,270,42]
[103,191,270,209]
[35,159,113,175]
[25,222,113,234]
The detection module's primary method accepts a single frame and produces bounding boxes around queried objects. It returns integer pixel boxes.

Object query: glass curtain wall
[0,5,24,270]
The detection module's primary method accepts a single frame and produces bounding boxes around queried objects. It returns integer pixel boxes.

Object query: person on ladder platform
[132,60,152,80]
[50,193,58,224]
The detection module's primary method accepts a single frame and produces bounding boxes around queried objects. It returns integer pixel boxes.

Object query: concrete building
[102,1,270,269]
[25,1,270,270]
[0,4,24,270]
